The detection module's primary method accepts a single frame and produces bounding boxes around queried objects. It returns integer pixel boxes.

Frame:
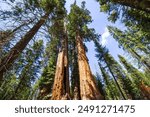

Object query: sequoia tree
[67,1,103,100]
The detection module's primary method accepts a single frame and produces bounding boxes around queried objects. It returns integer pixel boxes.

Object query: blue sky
[65,0,125,74]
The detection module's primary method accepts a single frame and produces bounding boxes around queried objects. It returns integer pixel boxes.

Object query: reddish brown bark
[140,81,150,99]
[51,41,70,100]
[0,12,49,81]
[76,33,103,100]
[51,22,70,100]
[51,50,65,100]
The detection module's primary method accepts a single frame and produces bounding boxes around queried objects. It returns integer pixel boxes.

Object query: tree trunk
[73,67,80,100]
[0,20,33,49]
[0,12,49,81]
[51,47,70,100]
[70,42,81,100]
[104,57,127,100]
[51,50,65,100]
[76,33,103,100]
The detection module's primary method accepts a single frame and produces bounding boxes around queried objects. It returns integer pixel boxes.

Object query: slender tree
[99,64,121,100]
[94,39,128,99]
[108,26,150,71]
[0,20,33,49]
[37,38,59,100]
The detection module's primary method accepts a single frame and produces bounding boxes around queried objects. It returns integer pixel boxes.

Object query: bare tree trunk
[51,45,70,100]
[76,33,103,100]
[51,50,65,100]
[0,12,50,81]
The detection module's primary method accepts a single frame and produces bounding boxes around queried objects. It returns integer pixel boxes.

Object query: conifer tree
[37,38,59,99]
[67,1,103,100]
[94,39,128,99]
[0,40,44,99]
[108,26,150,71]
[119,55,150,99]
[99,63,121,100]
[0,0,64,81]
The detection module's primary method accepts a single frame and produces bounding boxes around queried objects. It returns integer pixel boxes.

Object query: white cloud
[101,27,110,46]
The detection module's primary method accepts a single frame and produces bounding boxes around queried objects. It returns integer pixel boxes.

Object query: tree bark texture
[76,33,103,100]
[51,50,65,100]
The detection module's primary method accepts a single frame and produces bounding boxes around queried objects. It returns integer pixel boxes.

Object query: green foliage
[95,73,105,98]
[0,40,44,99]
[99,64,121,100]
[67,1,99,42]
[108,26,150,70]
[119,55,150,86]
[94,39,148,99]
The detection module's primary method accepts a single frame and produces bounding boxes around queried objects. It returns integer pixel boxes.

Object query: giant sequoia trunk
[0,12,49,81]
[113,0,150,13]
[51,36,70,100]
[51,50,65,100]
[76,33,103,100]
